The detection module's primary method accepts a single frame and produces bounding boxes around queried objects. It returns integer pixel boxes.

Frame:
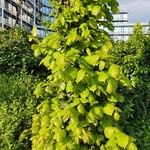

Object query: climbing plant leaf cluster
[31,0,137,149]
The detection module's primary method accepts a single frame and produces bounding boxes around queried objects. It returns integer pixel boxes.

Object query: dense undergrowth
[0,70,40,149]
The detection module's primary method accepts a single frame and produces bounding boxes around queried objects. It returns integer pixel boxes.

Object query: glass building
[0,0,51,37]
[108,12,149,41]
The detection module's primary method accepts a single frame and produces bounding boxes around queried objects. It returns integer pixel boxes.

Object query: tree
[31,0,137,149]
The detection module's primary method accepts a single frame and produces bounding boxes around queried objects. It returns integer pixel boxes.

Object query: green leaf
[89,85,97,92]
[66,29,78,45]
[102,45,109,53]
[41,115,50,127]
[92,6,101,16]
[66,81,73,93]
[76,69,86,83]
[103,103,115,116]
[106,82,114,94]
[81,98,88,104]
[88,18,97,29]
[93,106,103,118]
[40,55,51,67]
[34,48,41,57]
[113,112,120,121]
[109,1,119,14]
[86,48,91,56]
[105,139,118,149]
[116,131,129,148]
[85,55,99,66]
[105,41,113,49]
[128,143,138,150]
[98,72,109,82]
[47,33,61,49]
[106,79,117,94]
[108,64,121,79]
[104,127,115,139]
[99,61,105,71]
[66,48,79,57]
[120,76,132,87]
[48,39,61,49]
[80,23,90,38]
[73,0,82,12]
[94,106,101,115]
[88,94,95,103]
[80,88,90,98]
[34,84,42,98]
[56,54,65,66]
[60,16,65,26]
[77,104,85,114]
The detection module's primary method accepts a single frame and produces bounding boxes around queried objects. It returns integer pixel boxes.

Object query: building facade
[0,0,51,36]
[0,3,149,39]
[108,12,149,40]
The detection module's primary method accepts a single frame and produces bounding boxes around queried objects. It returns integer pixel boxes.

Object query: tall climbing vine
[31,0,137,149]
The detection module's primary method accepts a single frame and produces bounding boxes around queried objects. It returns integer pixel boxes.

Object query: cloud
[118,0,150,22]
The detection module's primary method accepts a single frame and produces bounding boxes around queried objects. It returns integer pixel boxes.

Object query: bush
[111,23,150,149]
[0,28,47,75]
[0,70,40,150]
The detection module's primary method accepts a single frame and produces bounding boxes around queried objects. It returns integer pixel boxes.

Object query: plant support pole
[20,5,22,27]
[1,0,4,28]
[33,0,36,26]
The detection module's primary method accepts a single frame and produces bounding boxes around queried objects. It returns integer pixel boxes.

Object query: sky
[118,0,150,23]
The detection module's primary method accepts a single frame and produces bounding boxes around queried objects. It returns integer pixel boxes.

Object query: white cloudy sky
[118,0,150,23]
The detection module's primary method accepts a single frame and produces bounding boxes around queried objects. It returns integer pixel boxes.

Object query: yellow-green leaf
[85,55,99,66]
[98,72,109,82]
[91,6,101,16]
[99,61,105,71]
[113,112,120,121]
[108,64,121,79]
[89,85,97,92]
[106,79,117,94]
[56,54,65,66]
[66,81,73,93]
[116,132,129,148]
[34,48,41,57]
[104,127,115,139]
[34,85,42,98]
[128,142,137,150]
[60,16,65,26]
[41,115,50,127]
[76,69,86,83]
[103,103,115,116]
[80,88,90,98]
[77,104,85,114]
[106,82,114,94]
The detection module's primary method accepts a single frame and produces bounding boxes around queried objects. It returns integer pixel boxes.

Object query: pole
[33,0,36,26]
[20,6,22,27]
[1,0,4,28]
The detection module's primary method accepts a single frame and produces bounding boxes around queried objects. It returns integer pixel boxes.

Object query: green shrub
[112,23,150,149]
[120,84,150,150]
[0,28,46,75]
[0,70,40,150]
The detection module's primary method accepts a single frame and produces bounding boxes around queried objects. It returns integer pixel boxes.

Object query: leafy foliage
[111,23,150,149]
[31,0,137,149]
[0,70,40,150]
[0,28,44,74]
